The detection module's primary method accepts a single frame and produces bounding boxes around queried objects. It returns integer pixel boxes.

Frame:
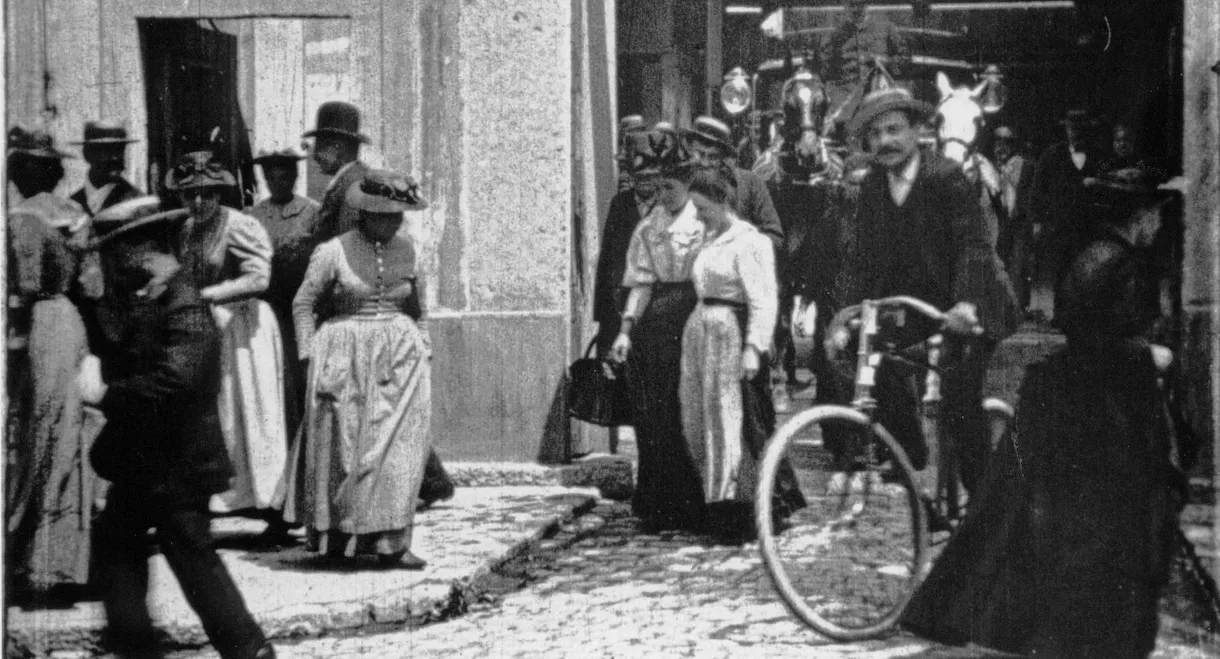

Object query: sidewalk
[6,458,632,657]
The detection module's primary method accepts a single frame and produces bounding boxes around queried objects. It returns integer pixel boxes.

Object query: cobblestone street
[163,501,1217,659]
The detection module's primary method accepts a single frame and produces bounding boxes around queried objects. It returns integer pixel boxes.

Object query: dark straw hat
[302,101,371,144]
[8,126,73,160]
[87,197,189,250]
[72,120,137,146]
[345,169,428,213]
[849,87,934,140]
[250,146,307,166]
[629,125,694,178]
[164,151,238,191]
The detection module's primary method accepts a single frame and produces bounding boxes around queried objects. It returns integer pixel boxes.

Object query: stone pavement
[163,500,1219,659]
[6,470,628,658]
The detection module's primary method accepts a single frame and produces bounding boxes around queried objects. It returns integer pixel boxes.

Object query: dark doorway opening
[138,18,255,209]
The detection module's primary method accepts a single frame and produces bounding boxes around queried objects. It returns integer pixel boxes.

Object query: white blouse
[691,217,778,354]
[621,199,705,287]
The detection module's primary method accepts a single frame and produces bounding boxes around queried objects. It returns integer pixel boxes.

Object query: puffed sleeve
[292,240,338,360]
[738,229,779,355]
[621,220,658,288]
[201,211,272,304]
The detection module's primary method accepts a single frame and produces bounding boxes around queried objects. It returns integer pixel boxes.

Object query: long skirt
[210,298,289,514]
[679,302,805,536]
[284,313,431,557]
[6,296,99,591]
[900,346,1179,658]
[624,282,706,531]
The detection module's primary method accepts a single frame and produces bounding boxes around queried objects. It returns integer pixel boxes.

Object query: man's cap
[848,87,934,140]
[8,126,73,160]
[345,169,428,213]
[619,115,647,135]
[72,120,137,146]
[1059,108,1099,127]
[993,126,1016,140]
[684,116,734,152]
[302,101,371,144]
[164,151,237,191]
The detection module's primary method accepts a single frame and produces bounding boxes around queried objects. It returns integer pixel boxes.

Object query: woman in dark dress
[608,127,708,533]
[899,167,1187,658]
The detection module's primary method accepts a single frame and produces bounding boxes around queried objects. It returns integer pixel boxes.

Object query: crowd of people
[5,101,456,659]
[594,80,1200,655]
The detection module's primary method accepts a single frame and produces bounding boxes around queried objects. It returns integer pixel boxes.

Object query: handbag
[566,338,632,427]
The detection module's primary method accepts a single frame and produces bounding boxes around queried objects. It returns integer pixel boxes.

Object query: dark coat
[728,167,785,258]
[91,268,233,501]
[69,178,142,217]
[845,150,1018,341]
[312,160,370,245]
[1027,141,1102,283]
[900,230,1180,658]
[593,189,648,350]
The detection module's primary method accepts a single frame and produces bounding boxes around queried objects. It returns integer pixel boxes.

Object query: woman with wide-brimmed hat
[284,169,433,568]
[607,126,710,533]
[168,151,291,541]
[5,126,102,600]
[901,167,1197,658]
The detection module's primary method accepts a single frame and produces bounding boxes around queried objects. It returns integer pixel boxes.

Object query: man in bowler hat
[303,101,372,244]
[78,205,275,659]
[301,101,455,509]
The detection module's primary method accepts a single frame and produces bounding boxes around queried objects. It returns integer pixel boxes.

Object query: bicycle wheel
[756,405,929,641]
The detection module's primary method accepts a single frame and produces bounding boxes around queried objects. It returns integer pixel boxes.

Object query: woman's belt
[653,281,695,293]
[700,297,746,310]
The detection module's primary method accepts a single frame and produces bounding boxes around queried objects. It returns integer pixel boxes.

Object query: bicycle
[754,295,1014,641]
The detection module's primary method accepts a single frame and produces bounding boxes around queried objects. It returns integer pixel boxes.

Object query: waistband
[700,297,745,310]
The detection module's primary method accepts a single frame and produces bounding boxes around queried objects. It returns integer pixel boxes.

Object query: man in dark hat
[78,207,276,659]
[991,125,1035,308]
[303,100,371,244]
[829,86,1017,497]
[615,114,648,193]
[1027,108,1102,318]
[69,121,142,218]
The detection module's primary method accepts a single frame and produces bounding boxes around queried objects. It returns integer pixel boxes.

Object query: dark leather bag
[566,339,631,427]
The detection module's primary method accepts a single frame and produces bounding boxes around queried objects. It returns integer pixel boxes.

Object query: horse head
[935,71,991,167]
[779,65,831,181]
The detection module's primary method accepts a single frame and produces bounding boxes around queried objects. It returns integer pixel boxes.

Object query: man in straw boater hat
[1026,107,1103,319]
[302,100,371,244]
[78,205,277,659]
[824,85,1017,499]
[247,147,320,443]
[69,120,143,218]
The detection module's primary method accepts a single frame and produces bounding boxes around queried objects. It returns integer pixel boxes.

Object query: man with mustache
[831,87,1017,498]
[70,121,142,218]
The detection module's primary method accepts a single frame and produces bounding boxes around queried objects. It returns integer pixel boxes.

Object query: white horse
[934,71,1004,248]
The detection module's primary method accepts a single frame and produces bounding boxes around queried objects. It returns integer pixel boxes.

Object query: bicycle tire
[756,404,929,641]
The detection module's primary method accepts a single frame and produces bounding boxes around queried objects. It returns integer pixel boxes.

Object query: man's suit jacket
[728,166,785,257]
[69,178,142,217]
[847,151,1018,341]
[312,160,370,244]
[91,268,233,502]
[1027,142,1102,284]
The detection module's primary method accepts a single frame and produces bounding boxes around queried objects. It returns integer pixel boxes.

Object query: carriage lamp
[720,67,753,116]
[977,65,1008,114]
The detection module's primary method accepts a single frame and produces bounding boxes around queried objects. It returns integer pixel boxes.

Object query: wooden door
[138,19,255,208]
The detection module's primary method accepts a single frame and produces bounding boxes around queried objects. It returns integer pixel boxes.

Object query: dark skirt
[900,345,1180,659]
[625,282,705,531]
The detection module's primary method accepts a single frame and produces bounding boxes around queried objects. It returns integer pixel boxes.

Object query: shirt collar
[887,151,920,185]
[326,160,361,192]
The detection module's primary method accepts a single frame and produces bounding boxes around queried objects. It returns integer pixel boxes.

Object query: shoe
[253,643,277,659]
[416,481,456,512]
[380,550,427,570]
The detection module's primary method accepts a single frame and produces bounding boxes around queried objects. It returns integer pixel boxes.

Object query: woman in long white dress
[168,152,289,535]
[678,168,806,541]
